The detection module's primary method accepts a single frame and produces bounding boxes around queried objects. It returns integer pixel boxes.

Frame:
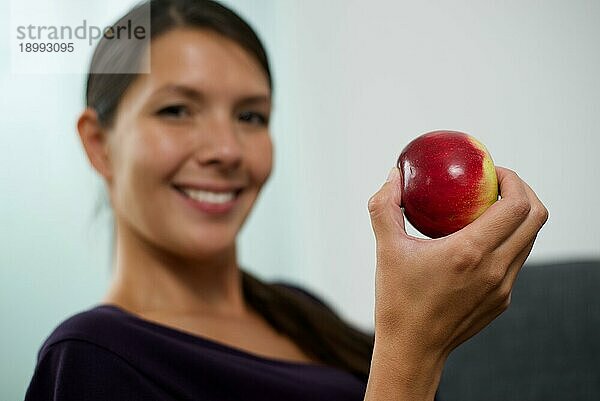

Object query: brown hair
[243,271,373,380]
[87,0,373,381]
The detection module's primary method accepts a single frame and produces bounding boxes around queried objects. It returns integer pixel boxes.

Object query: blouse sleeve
[24,340,173,401]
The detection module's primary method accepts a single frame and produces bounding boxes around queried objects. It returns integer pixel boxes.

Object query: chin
[178,231,238,260]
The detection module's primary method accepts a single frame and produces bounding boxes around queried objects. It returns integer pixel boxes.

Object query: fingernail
[386,167,398,182]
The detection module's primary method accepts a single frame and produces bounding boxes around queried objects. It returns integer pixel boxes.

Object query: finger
[521,179,549,233]
[497,179,548,277]
[367,167,408,244]
[453,237,535,347]
[457,166,531,252]
[503,237,536,290]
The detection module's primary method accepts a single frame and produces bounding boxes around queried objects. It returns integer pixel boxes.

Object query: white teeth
[181,188,236,204]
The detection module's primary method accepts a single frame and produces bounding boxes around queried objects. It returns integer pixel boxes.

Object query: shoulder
[25,338,165,401]
[26,306,169,400]
[37,305,123,359]
[34,304,154,371]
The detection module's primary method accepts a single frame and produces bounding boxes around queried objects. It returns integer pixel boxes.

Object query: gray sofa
[438,259,600,401]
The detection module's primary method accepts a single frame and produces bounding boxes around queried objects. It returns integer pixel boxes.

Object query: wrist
[364,336,447,401]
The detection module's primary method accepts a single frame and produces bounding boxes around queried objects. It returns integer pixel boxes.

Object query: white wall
[2,1,599,399]
[251,0,600,331]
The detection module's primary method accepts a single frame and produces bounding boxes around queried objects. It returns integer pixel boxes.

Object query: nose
[194,114,243,171]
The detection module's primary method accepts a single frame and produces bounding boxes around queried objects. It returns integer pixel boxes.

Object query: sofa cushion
[438,260,600,401]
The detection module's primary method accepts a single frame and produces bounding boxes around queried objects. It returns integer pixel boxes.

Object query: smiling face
[102,28,273,261]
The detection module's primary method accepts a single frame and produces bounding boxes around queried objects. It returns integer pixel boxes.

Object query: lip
[173,182,245,193]
[172,185,242,215]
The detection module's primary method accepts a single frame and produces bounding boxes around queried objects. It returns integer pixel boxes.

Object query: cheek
[111,130,183,214]
[134,125,188,180]
[249,135,273,184]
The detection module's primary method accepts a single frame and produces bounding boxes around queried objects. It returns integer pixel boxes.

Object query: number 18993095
[19,42,74,52]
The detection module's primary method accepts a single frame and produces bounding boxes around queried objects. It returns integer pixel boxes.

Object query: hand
[367,166,549,360]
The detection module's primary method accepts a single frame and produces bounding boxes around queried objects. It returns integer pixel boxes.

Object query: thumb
[368,166,407,244]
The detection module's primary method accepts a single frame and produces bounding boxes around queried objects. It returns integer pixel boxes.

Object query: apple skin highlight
[397,130,499,239]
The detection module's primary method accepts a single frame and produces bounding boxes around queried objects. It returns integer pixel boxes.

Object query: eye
[156,105,190,119]
[238,111,269,126]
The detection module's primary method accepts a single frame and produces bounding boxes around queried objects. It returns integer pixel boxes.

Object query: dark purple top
[24,299,368,400]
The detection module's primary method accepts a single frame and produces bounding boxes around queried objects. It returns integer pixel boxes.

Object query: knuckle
[501,292,512,311]
[485,267,505,289]
[368,193,385,214]
[455,241,484,268]
[497,300,510,314]
[511,198,532,220]
[505,168,520,180]
[533,205,549,226]
[497,282,512,301]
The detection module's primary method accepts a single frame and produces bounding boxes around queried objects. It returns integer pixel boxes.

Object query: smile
[180,188,237,204]
[172,185,243,214]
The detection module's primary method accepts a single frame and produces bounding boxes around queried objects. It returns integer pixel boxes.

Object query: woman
[25,1,548,400]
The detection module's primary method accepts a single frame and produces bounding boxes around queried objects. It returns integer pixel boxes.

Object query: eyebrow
[152,84,271,106]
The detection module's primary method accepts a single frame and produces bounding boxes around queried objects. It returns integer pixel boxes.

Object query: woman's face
[104,28,273,260]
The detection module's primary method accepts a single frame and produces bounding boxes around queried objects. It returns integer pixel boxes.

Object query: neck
[103,218,249,318]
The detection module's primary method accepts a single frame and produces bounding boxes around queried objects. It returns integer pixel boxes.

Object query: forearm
[364,337,446,401]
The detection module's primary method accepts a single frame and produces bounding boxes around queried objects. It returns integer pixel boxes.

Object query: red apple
[397,130,498,238]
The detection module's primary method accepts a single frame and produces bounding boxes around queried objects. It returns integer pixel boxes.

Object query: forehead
[141,28,270,98]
